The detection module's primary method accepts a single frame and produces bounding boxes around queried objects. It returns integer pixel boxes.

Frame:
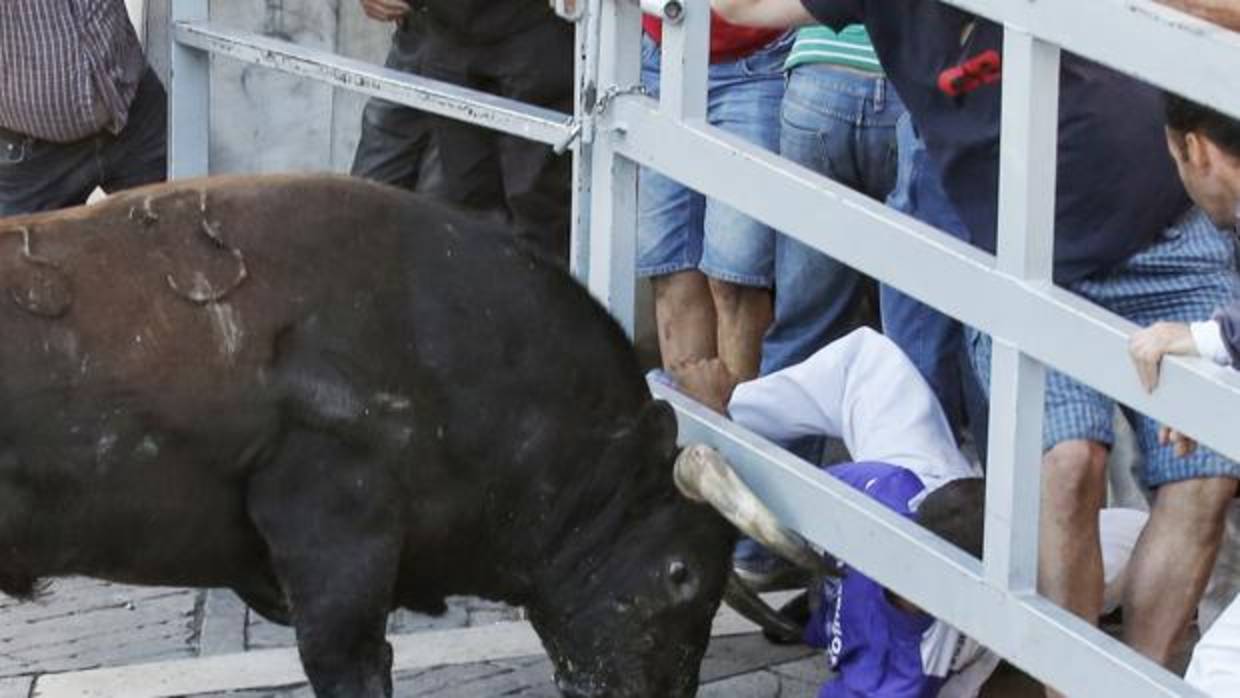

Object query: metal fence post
[586,0,642,335]
[983,29,1059,595]
[168,0,210,179]
[570,0,601,283]
[656,0,708,121]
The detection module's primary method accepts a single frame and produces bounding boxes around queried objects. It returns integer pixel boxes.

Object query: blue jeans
[637,32,792,286]
[761,65,904,376]
[879,114,970,433]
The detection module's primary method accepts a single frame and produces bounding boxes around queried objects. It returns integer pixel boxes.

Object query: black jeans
[351,16,574,262]
[0,68,167,218]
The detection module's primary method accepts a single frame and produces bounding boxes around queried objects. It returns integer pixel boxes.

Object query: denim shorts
[969,207,1240,487]
[636,32,792,287]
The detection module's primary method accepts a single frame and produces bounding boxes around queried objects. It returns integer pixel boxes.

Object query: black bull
[0,175,740,697]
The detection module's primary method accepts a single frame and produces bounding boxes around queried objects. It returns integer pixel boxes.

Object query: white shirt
[729,327,982,492]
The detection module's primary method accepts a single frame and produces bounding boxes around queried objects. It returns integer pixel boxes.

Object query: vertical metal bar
[168,0,210,179]
[656,0,708,121]
[586,0,642,334]
[983,29,1061,593]
[570,1,600,282]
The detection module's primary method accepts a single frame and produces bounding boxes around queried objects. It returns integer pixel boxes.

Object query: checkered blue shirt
[0,0,147,143]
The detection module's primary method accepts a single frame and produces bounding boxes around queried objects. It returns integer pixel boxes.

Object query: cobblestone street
[1,578,852,697]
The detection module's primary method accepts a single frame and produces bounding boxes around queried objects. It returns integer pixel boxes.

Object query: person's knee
[707,277,767,316]
[1154,477,1239,546]
[1043,440,1109,508]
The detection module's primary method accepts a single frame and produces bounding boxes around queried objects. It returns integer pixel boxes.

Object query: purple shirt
[808,462,945,698]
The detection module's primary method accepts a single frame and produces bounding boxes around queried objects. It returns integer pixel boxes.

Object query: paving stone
[198,590,247,656]
[0,579,198,678]
[244,597,519,650]
[698,670,784,697]
[767,654,829,686]
[699,634,815,683]
[0,677,32,698]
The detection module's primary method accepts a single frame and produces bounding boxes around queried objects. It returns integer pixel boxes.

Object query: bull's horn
[723,573,803,643]
[675,445,828,576]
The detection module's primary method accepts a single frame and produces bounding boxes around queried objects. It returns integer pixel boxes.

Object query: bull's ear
[634,399,679,459]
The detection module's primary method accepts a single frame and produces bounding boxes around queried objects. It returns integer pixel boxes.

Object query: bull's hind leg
[248,431,403,698]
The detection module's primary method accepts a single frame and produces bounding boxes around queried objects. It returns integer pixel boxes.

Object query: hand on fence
[1159,425,1199,458]
[1129,321,1197,392]
[360,0,411,22]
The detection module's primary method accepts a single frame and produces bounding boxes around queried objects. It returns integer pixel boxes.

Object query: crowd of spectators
[3,0,1240,696]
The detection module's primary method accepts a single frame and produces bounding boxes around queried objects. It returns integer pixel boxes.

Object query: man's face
[1166,127,1239,228]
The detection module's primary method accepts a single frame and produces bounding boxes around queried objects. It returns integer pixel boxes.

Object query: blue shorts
[636,32,791,287]
[969,207,1240,487]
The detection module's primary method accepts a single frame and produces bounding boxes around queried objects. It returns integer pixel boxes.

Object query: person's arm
[1129,321,1202,392]
[711,0,818,28]
[1129,301,1239,391]
[360,0,410,22]
[1159,0,1240,32]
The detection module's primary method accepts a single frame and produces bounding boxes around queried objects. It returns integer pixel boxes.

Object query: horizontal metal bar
[944,0,1240,120]
[172,21,574,146]
[609,96,1240,462]
[652,380,1202,698]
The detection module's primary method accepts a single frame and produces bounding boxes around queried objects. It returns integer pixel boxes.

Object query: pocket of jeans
[740,32,794,77]
[0,133,31,167]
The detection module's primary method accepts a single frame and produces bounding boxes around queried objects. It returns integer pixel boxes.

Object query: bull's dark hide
[0,175,736,698]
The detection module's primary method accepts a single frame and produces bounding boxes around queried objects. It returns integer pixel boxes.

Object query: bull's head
[526,402,820,698]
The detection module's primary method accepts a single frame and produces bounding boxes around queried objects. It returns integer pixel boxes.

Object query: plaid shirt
[0,0,147,143]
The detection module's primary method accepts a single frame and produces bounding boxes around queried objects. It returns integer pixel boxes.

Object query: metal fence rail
[167,1,1240,695]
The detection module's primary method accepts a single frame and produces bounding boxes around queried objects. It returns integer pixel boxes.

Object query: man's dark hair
[1166,91,1240,159]
[916,478,985,559]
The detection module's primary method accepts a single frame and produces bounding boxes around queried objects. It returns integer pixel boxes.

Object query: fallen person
[669,328,1147,696]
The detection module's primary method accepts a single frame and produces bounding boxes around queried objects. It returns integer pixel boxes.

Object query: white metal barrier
[167,1,1240,695]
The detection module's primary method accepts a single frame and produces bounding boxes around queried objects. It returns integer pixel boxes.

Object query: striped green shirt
[785,25,882,75]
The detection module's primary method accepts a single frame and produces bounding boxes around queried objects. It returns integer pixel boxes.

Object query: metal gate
[166,1,1240,695]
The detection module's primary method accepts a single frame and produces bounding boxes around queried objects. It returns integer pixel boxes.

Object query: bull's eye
[668,560,690,585]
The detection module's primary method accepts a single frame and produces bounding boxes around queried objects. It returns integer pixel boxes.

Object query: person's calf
[1123,476,1238,664]
[1040,440,1109,619]
[708,277,771,381]
[652,271,718,369]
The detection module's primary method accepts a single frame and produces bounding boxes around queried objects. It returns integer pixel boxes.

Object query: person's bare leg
[652,271,717,369]
[709,277,772,382]
[670,359,737,416]
[1123,476,1237,664]
[1041,439,1108,698]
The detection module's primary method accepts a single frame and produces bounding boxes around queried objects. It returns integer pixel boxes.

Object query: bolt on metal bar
[655,0,708,121]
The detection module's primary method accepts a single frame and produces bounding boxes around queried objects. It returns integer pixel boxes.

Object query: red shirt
[642,11,781,64]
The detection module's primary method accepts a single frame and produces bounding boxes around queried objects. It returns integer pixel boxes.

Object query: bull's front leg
[248,430,403,698]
